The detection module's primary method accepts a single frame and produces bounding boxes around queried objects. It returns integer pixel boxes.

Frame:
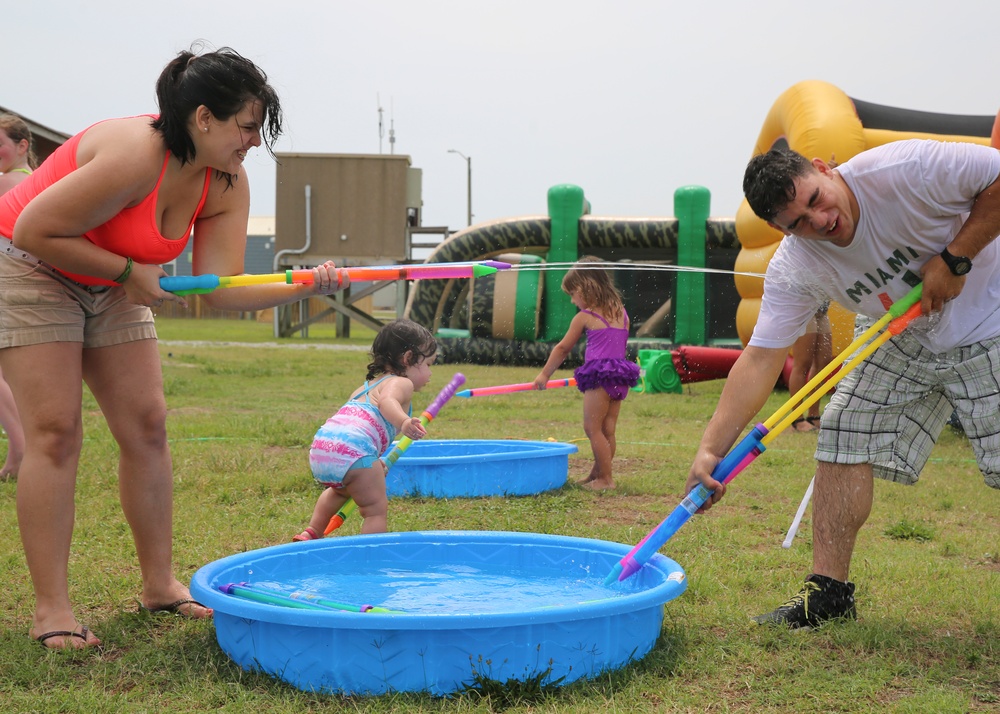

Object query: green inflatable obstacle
[673,185,711,346]
[633,349,682,394]
[543,184,587,342]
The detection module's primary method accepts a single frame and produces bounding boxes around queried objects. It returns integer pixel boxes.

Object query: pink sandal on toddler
[293,527,320,542]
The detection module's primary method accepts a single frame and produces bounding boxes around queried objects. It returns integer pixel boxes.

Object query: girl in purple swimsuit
[533,256,639,490]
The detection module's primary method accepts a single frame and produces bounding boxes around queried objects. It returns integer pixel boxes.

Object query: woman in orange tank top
[0,46,350,650]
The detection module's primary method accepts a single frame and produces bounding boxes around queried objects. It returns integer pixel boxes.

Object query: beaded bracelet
[114,256,133,284]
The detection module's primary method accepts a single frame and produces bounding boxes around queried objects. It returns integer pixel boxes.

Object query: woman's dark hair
[151,43,283,185]
[742,147,814,222]
[366,319,437,381]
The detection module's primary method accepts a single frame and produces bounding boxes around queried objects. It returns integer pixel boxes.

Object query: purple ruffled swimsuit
[573,309,640,401]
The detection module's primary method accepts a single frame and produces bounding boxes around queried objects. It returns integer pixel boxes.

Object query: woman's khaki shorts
[0,238,155,349]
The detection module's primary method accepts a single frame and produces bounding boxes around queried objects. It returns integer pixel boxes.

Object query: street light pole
[448,149,472,226]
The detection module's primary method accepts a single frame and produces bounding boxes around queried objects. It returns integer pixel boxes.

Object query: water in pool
[251,563,631,615]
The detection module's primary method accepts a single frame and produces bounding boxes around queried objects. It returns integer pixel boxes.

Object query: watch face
[953,258,972,275]
[942,249,972,276]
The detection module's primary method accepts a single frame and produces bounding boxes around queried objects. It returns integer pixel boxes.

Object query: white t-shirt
[750,139,1000,354]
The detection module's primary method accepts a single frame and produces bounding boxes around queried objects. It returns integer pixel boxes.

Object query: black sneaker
[753,573,856,628]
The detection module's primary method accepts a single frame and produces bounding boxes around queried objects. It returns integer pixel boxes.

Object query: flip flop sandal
[36,624,98,649]
[138,598,210,617]
[293,526,320,542]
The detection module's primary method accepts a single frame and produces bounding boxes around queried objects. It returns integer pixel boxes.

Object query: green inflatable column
[543,184,586,341]
[673,185,711,345]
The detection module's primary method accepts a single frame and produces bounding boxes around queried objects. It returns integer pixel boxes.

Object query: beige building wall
[274,153,416,266]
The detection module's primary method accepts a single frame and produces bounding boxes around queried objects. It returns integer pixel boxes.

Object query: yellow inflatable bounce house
[735,80,1000,352]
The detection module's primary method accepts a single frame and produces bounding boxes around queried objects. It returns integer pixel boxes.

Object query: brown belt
[1,236,112,294]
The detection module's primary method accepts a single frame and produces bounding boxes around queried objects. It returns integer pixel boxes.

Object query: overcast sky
[7,1,998,232]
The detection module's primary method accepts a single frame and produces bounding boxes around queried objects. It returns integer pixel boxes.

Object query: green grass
[1,317,998,713]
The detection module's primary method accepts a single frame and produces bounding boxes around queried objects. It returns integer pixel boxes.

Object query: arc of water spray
[500,260,765,279]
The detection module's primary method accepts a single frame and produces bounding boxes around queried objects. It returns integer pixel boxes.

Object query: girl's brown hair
[366,319,437,381]
[561,255,624,323]
[0,113,38,169]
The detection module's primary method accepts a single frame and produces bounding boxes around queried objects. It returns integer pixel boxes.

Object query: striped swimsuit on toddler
[308,375,402,487]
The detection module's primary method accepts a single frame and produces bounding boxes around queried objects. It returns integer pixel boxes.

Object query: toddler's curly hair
[366,319,437,381]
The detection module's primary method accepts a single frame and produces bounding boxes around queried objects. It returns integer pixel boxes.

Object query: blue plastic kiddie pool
[386,439,576,498]
[191,530,686,696]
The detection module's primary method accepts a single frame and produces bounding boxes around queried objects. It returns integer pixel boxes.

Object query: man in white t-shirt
[686,139,1000,628]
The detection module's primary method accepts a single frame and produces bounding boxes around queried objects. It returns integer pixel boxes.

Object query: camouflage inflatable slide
[404,183,745,372]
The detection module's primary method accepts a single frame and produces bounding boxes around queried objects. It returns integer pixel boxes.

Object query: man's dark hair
[743,147,814,222]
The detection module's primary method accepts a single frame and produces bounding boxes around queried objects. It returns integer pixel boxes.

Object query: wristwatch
[940,247,972,276]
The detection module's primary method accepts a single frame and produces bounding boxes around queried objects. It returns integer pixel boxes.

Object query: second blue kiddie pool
[386,439,576,498]
[191,530,686,696]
